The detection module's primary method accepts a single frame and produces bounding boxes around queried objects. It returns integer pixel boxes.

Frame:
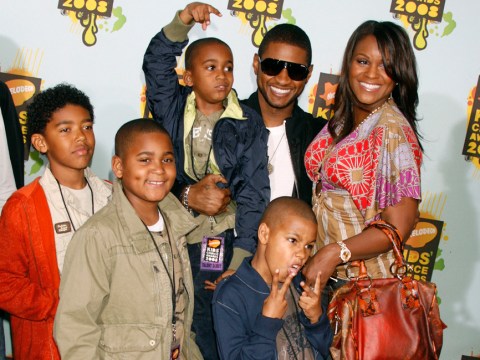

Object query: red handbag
[327,220,447,360]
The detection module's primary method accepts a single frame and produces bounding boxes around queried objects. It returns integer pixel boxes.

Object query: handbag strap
[353,220,407,279]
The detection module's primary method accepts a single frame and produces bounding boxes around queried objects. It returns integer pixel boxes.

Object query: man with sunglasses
[241,23,327,204]
[188,24,327,212]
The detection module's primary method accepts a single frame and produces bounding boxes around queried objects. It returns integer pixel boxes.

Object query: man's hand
[298,272,322,323]
[262,270,294,319]
[179,2,222,30]
[187,174,231,216]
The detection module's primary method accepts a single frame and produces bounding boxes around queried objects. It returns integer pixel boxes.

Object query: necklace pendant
[267,163,273,174]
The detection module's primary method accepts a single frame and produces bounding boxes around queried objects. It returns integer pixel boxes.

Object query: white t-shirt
[40,168,112,274]
[0,110,17,214]
[52,184,93,272]
[267,121,295,201]
[147,210,165,233]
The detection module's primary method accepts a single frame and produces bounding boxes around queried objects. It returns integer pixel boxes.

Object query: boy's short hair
[114,118,171,157]
[184,37,232,70]
[27,83,94,139]
[258,24,312,65]
[261,196,317,228]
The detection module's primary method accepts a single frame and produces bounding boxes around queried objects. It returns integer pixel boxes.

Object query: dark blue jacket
[143,30,270,255]
[241,91,327,206]
[212,258,332,359]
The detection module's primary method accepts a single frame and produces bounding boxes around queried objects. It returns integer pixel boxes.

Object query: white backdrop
[1,0,479,358]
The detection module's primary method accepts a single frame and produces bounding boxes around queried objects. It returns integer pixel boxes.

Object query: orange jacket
[0,178,60,360]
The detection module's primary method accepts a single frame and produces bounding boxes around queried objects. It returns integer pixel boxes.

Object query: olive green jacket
[54,181,203,360]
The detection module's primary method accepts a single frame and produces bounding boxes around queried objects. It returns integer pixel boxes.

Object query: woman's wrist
[328,243,347,271]
[336,240,352,263]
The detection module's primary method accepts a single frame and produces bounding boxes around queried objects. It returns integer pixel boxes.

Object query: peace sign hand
[298,272,323,323]
[262,269,294,319]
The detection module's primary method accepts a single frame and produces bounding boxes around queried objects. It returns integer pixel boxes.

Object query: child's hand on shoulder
[299,272,323,323]
[180,2,222,30]
[262,269,293,319]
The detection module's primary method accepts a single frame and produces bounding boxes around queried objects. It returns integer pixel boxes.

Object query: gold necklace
[267,131,286,174]
[355,100,389,129]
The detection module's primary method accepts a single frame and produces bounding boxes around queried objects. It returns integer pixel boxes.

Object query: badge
[54,221,72,234]
[200,235,225,271]
[170,341,180,360]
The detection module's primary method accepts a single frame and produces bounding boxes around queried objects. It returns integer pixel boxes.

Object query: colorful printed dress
[304,100,422,279]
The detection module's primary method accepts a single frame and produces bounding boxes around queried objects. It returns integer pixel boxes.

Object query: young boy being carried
[54,119,203,360]
[0,83,112,360]
[212,197,333,359]
[143,2,269,358]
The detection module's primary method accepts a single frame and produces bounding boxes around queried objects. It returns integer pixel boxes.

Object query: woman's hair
[329,20,422,148]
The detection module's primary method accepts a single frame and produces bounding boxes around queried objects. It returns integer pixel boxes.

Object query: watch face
[340,249,351,262]
[337,241,351,263]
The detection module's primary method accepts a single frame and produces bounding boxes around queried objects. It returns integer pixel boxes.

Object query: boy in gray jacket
[54,119,202,360]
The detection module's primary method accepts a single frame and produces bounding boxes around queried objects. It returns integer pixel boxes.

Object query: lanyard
[141,209,178,341]
[189,123,213,181]
[55,177,94,232]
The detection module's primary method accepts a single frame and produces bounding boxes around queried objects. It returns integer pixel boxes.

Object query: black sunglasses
[259,58,310,81]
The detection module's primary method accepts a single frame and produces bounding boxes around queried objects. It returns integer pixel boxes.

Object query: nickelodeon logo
[406,221,438,248]
[5,78,37,107]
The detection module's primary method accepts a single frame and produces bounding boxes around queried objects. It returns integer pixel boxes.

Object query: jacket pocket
[99,324,165,354]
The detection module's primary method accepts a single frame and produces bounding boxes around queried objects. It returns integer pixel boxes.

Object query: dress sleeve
[368,118,422,222]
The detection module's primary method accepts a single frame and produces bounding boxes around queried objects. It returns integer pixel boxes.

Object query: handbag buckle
[390,262,410,279]
[400,277,421,309]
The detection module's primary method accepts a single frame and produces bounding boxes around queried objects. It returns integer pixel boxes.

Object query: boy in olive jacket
[54,119,203,360]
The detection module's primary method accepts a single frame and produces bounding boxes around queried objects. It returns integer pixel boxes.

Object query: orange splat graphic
[319,82,337,107]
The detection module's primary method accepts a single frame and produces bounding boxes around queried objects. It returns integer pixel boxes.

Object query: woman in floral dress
[302,20,423,288]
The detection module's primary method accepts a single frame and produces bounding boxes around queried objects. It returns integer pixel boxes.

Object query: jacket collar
[41,166,112,215]
[243,91,305,144]
[185,89,247,122]
[112,180,199,254]
[234,257,270,295]
[243,91,301,125]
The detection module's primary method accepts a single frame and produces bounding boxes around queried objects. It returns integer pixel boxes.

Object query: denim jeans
[0,311,7,360]
[187,230,234,360]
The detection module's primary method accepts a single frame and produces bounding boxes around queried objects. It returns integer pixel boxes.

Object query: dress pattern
[305,100,422,278]
[305,100,421,223]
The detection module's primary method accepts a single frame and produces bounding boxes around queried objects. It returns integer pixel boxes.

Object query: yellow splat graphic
[411,16,429,50]
[61,2,125,47]
[79,12,98,46]
[247,13,267,47]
